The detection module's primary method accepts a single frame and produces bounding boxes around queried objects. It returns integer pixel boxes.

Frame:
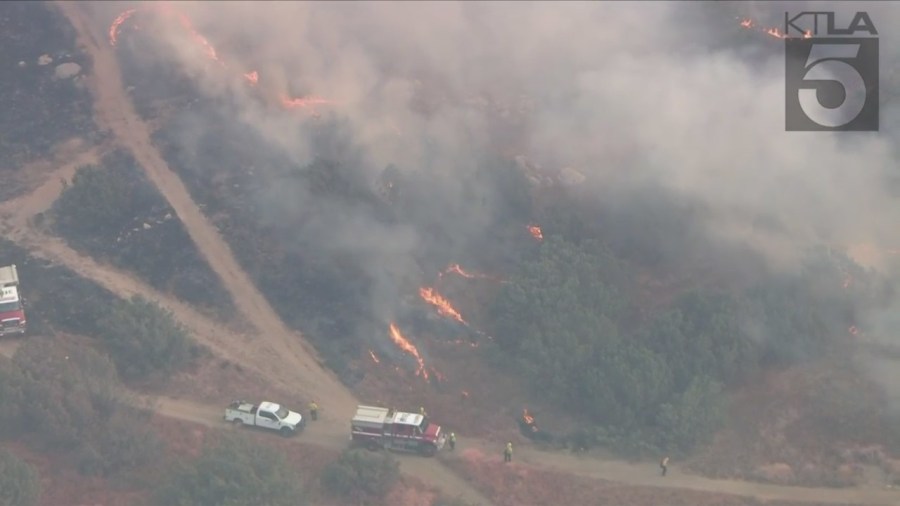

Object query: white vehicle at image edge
[224,400,305,437]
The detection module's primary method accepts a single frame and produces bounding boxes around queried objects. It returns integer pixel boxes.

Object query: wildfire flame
[438,263,506,283]
[842,274,853,289]
[388,322,429,380]
[528,225,543,241]
[368,349,380,364]
[280,95,334,109]
[442,263,482,279]
[849,325,860,337]
[109,6,330,113]
[419,287,467,325]
[523,408,535,425]
[738,17,810,40]
[109,8,137,46]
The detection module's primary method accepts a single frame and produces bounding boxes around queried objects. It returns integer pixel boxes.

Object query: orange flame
[442,263,481,279]
[849,325,860,337]
[109,8,137,46]
[523,409,535,425]
[842,274,853,289]
[419,287,467,325]
[369,349,380,364]
[438,263,507,283]
[528,225,543,241]
[388,323,429,380]
[109,7,330,113]
[280,95,335,109]
[738,17,807,40]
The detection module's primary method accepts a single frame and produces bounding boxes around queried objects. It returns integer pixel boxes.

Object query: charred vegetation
[49,149,235,319]
[0,2,98,175]
[0,238,202,383]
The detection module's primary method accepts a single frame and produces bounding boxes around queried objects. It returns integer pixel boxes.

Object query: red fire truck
[350,405,447,456]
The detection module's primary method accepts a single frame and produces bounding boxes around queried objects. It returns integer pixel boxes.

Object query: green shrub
[156,433,306,506]
[97,295,197,381]
[321,448,400,504]
[0,449,40,506]
[13,338,161,477]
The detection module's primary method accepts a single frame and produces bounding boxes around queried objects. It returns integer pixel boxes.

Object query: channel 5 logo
[784,11,879,131]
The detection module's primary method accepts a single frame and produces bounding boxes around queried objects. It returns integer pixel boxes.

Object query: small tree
[156,433,306,506]
[321,449,400,504]
[97,295,197,381]
[0,449,40,506]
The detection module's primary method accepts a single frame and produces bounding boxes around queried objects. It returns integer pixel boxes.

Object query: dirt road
[54,0,356,415]
[49,2,493,504]
[151,393,897,506]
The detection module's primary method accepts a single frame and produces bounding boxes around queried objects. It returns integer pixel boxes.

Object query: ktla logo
[784,11,879,131]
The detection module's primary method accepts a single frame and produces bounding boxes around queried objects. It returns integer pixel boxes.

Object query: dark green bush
[321,448,400,504]
[96,295,197,381]
[0,449,40,506]
[156,433,306,506]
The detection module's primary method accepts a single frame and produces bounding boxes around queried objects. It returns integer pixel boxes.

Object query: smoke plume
[87,1,900,383]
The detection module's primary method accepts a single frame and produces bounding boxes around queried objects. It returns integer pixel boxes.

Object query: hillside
[0,2,899,506]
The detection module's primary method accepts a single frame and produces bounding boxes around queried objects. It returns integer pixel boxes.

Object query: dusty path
[47,2,493,504]
[148,396,492,506]
[53,0,356,415]
[150,394,897,506]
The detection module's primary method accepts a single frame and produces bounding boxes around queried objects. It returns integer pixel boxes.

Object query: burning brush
[109,4,333,114]
[519,408,553,443]
[738,17,811,40]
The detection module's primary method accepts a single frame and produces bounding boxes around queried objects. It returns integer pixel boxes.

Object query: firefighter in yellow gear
[420,406,427,417]
[449,432,456,451]
[504,442,513,463]
[309,401,319,421]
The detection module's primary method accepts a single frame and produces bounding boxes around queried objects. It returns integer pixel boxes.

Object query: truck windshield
[0,300,21,313]
[419,417,428,431]
[275,407,289,419]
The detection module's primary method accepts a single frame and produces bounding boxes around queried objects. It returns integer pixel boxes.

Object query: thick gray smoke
[114,0,900,269]
[88,1,900,384]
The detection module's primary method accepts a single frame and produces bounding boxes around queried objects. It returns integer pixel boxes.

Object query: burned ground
[48,149,235,318]
[0,2,98,178]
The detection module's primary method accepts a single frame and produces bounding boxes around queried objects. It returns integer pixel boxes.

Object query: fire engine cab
[351,405,446,457]
[0,264,26,337]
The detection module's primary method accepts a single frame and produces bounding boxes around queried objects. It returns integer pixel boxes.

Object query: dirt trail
[50,3,493,504]
[150,394,897,506]
[53,0,356,415]
[146,395,494,506]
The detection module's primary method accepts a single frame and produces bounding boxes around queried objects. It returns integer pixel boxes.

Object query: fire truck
[351,405,447,456]
[0,265,26,337]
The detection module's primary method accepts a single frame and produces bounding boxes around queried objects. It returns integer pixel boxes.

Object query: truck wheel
[421,445,436,457]
[280,427,293,437]
[232,419,243,428]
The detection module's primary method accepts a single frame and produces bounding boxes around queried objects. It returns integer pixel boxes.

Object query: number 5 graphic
[797,44,867,128]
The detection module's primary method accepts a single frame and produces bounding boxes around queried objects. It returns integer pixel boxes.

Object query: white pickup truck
[224,400,305,437]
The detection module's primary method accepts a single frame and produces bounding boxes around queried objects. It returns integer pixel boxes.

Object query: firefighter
[449,432,456,451]
[309,401,319,421]
[420,406,427,417]
[504,442,513,463]
[660,456,669,477]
